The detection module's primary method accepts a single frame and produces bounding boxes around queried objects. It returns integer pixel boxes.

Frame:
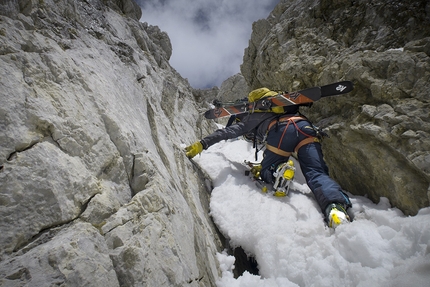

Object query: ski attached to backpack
[204,81,354,119]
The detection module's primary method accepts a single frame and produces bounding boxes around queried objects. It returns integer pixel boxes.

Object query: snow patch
[194,138,430,286]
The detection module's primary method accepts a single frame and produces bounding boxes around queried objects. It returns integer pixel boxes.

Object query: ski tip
[321,81,354,97]
[335,81,354,93]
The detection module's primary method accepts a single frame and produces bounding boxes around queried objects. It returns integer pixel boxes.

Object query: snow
[192,136,430,287]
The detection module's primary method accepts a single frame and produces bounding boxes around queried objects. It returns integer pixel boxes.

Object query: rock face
[217,73,249,102]
[1,0,429,284]
[241,0,430,215]
[0,0,222,286]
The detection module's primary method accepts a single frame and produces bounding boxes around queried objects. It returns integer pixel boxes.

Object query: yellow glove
[185,141,204,158]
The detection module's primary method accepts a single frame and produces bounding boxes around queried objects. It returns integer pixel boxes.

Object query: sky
[136,0,279,89]
[187,130,430,286]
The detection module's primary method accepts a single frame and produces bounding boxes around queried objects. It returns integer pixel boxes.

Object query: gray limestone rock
[0,0,222,286]
[217,73,250,102]
[241,0,430,214]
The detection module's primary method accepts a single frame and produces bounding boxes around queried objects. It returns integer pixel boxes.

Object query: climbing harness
[265,114,323,157]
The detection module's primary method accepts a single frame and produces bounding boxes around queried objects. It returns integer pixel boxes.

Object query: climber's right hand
[185,141,204,158]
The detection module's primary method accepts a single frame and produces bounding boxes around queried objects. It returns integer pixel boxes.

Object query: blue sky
[136,0,279,88]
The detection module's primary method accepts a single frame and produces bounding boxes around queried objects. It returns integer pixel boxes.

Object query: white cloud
[137,0,278,88]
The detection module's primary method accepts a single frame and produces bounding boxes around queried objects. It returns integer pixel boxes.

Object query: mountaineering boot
[325,203,350,228]
[272,160,295,197]
[244,161,270,193]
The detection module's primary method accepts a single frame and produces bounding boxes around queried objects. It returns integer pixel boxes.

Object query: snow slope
[193,137,430,287]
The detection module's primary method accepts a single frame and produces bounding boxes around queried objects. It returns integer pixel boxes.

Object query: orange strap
[266,137,320,157]
[270,116,306,150]
[266,144,292,157]
[294,137,320,154]
[267,116,305,131]
[265,115,321,157]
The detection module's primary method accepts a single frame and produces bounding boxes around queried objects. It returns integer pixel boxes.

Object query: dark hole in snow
[231,246,259,278]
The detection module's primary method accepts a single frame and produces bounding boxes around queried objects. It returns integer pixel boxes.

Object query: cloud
[136,0,278,88]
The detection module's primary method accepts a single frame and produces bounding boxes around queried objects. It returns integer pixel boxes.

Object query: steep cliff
[0,0,223,286]
[241,0,430,215]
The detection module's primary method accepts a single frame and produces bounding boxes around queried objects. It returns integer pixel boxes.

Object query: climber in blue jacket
[185,88,352,228]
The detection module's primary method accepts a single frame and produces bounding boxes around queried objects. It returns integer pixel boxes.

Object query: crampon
[244,160,295,197]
